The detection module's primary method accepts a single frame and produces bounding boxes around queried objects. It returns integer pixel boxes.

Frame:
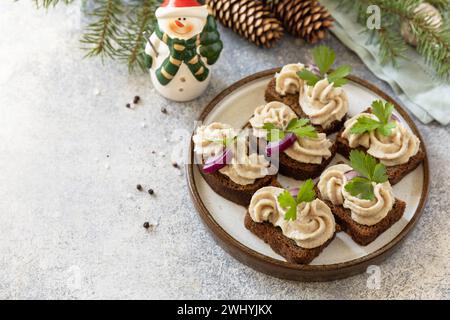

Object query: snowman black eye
[178,17,181,20]
[183,18,186,20]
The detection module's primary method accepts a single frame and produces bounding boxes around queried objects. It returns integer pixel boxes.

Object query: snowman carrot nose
[175,20,184,28]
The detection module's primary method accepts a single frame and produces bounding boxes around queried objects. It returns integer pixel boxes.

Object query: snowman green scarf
[153,16,223,86]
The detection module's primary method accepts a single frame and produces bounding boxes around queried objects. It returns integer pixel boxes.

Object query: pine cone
[206,0,284,48]
[269,0,333,43]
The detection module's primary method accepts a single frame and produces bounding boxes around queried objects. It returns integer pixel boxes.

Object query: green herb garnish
[297,45,352,87]
[263,118,317,142]
[350,100,397,136]
[344,150,388,200]
[207,135,237,148]
[278,179,316,221]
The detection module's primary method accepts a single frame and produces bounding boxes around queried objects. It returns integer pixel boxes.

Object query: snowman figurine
[145,0,223,102]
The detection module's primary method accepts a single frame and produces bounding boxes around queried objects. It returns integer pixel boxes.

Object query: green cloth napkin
[321,0,450,125]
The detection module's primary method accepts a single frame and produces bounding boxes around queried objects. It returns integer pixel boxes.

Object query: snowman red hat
[156,0,209,19]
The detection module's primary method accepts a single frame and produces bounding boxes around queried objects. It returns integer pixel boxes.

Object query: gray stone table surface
[0,2,449,299]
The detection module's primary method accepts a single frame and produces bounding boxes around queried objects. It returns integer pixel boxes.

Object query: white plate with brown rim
[186,68,429,281]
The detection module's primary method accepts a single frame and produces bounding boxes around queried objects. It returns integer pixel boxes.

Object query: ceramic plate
[187,69,429,281]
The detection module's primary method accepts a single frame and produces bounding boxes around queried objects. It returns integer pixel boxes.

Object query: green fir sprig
[80,0,125,59]
[35,0,161,71]
[344,150,388,200]
[33,0,73,8]
[335,0,450,81]
[278,179,316,221]
[116,0,158,71]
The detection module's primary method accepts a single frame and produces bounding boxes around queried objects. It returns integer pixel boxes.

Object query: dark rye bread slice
[265,77,346,135]
[278,139,338,180]
[317,190,406,246]
[244,211,336,264]
[335,109,425,185]
[243,121,338,181]
[198,165,278,207]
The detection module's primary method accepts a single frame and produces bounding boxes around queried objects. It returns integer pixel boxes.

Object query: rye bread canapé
[337,102,425,185]
[265,47,351,134]
[245,180,336,264]
[248,101,337,180]
[193,122,278,206]
[317,151,406,246]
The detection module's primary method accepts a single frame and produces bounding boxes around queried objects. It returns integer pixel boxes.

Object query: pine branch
[426,0,450,11]
[377,24,408,65]
[117,1,158,72]
[80,0,124,59]
[34,0,73,8]
[335,0,450,81]
[384,0,450,79]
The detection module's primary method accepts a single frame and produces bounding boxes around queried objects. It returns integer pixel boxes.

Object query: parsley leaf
[267,129,285,142]
[344,177,375,200]
[350,116,381,134]
[286,118,309,130]
[372,163,388,184]
[263,123,285,142]
[278,179,316,221]
[278,190,298,221]
[290,126,317,139]
[297,69,320,86]
[262,123,276,130]
[327,65,352,87]
[350,100,397,137]
[377,122,396,137]
[312,45,335,75]
[372,100,394,124]
[344,150,388,200]
[330,77,348,87]
[263,118,317,143]
[297,45,352,87]
[296,179,316,203]
[286,118,318,139]
[207,136,236,148]
[349,150,371,179]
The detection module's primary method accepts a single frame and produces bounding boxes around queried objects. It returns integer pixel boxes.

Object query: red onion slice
[202,148,233,174]
[289,188,299,198]
[306,64,321,76]
[344,170,362,181]
[391,113,401,123]
[266,133,297,157]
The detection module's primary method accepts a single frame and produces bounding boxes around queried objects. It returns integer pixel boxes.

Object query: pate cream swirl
[192,122,237,158]
[249,187,335,249]
[300,78,349,129]
[219,138,271,185]
[367,124,420,166]
[275,63,305,96]
[193,123,272,185]
[285,133,333,164]
[342,181,395,226]
[342,114,420,166]
[249,101,297,139]
[249,102,333,164]
[341,113,374,148]
[318,164,353,205]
